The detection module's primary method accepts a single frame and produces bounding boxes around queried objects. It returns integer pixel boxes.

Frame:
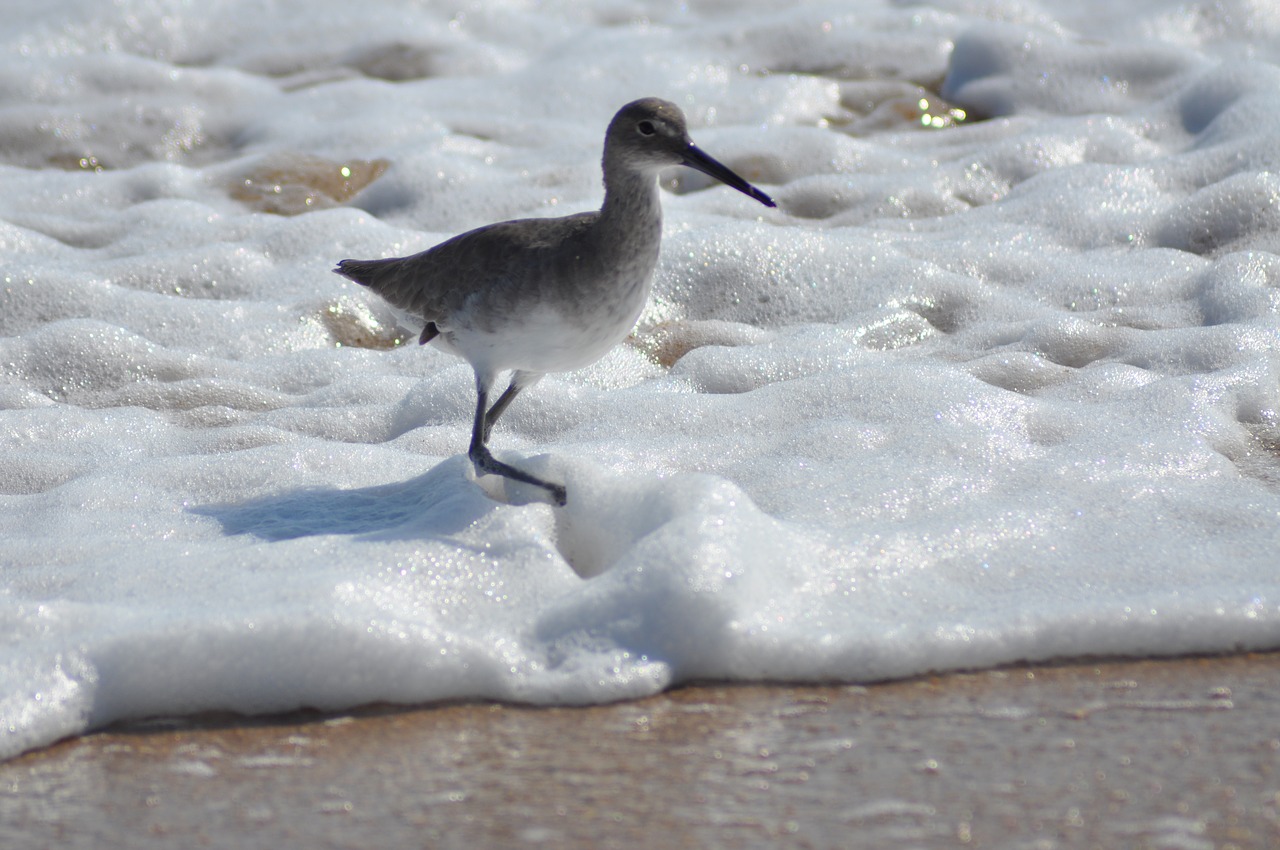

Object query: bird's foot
[469,446,566,506]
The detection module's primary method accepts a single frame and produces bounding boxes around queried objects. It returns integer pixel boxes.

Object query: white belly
[434,296,647,377]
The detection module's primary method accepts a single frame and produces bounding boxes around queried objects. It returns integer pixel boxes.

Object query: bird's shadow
[193,456,493,542]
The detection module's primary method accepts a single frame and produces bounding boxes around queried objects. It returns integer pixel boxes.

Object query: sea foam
[2,0,1279,759]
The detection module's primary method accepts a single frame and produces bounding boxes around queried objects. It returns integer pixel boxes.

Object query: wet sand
[3,652,1278,849]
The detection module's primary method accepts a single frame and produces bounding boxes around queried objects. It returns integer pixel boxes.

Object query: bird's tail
[332,258,390,288]
[332,256,420,310]
[333,257,438,345]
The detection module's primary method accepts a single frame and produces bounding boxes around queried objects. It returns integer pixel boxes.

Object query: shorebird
[335,97,775,506]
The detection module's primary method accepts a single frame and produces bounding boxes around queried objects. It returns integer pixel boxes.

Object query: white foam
[3,0,1280,759]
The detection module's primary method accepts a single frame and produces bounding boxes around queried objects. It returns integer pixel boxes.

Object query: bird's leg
[482,371,542,443]
[468,378,566,506]
[482,383,522,444]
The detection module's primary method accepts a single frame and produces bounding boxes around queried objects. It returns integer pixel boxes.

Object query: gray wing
[333,213,598,325]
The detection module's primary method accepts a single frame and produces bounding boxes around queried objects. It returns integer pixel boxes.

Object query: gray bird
[335,97,775,506]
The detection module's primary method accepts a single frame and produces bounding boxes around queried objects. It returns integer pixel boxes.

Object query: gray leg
[468,374,565,506]
[482,371,543,443]
[482,383,521,444]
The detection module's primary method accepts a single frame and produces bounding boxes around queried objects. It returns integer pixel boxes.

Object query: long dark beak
[682,144,776,208]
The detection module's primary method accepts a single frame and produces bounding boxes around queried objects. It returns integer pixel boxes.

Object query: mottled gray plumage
[335,97,774,505]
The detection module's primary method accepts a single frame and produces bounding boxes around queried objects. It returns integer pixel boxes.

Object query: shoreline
[3,652,1278,848]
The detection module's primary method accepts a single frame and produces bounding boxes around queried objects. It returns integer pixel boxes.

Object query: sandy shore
[2,652,1278,849]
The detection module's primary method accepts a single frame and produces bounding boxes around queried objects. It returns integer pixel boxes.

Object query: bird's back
[335,212,604,330]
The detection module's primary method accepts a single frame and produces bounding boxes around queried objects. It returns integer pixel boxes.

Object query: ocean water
[2,0,1279,760]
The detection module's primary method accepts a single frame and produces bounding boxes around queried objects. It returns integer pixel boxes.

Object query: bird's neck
[599,164,664,235]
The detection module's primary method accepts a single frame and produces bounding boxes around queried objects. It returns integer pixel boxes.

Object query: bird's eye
[637,120,656,136]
